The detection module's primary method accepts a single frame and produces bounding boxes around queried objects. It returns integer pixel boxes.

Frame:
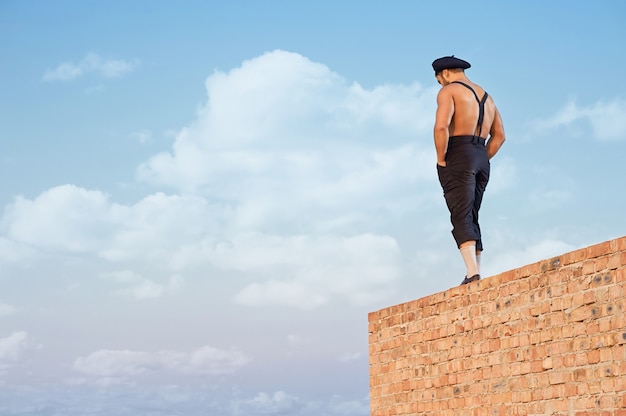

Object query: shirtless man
[432,55,506,285]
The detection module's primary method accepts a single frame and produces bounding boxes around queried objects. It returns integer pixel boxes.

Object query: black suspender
[451,81,489,138]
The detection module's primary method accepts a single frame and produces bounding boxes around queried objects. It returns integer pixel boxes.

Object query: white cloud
[99,192,225,262]
[130,129,153,144]
[336,352,361,363]
[0,303,16,317]
[1,185,112,253]
[232,391,301,415]
[0,237,37,263]
[43,53,139,81]
[521,164,577,213]
[0,184,402,307]
[231,391,369,416]
[73,350,153,378]
[100,270,182,300]
[586,99,626,140]
[73,345,251,383]
[528,188,572,210]
[0,332,28,363]
[286,334,312,347]
[136,50,436,199]
[230,233,402,308]
[486,155,518,193]
[183,345,251,374]
[531,98,626,141]
[328,395,370,415]
[1,185,222,260]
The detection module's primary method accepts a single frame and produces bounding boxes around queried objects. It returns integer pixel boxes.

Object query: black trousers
[437,135,490,251]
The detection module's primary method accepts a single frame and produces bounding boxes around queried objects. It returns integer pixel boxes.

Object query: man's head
[432,55,470,86]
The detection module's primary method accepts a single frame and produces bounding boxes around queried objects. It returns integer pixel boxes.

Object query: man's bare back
[434,70,505,165]
[446,81,494,138]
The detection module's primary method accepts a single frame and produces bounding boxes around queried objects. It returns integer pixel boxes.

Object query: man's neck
[448,74,470,84]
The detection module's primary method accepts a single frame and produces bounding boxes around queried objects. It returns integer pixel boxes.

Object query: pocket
[436,163,447,186]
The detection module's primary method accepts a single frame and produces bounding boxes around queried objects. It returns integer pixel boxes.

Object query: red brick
[369,235,626,416]
[607,252,623,269]
[588,241,612,258]
[595,255,610,271]
[568,304,596,323]
[583,260,597,275]
[588,349,601,364]
[548,370,571,385]
[562,247,587,265]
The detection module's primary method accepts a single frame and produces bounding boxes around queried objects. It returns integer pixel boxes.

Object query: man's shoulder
[452,80,490,99]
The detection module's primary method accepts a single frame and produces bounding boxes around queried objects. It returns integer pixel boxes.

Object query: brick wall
[368,236,626,416]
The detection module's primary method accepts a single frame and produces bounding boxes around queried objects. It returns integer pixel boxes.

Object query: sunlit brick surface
[369,236,626,416]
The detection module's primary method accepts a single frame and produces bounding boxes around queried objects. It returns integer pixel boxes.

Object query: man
[432,55,506,285]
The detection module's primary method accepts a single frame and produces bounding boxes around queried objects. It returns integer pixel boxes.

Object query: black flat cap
[432,55,471,73]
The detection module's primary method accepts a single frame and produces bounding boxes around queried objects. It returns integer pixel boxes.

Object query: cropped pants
[437,135,490,251]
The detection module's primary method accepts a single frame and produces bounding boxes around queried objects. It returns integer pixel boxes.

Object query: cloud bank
[530,98,626,141]
[5,50,442,309]
[43,53,139,82]
[74,345,251,383]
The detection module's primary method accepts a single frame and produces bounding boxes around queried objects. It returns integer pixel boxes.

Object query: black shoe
[461,274,480,285]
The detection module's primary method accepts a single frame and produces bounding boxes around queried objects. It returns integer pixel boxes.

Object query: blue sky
[1,1,625,415]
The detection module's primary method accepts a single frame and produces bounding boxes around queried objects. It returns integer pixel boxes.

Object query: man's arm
[486,106,506,159]
[433,88,454,166]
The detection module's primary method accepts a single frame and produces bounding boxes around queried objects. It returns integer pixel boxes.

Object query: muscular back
[434,72,506,161]
[446,81,494,138]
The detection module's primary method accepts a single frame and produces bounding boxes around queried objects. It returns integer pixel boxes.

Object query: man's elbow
[434,125,448,135]
[491,129,506,145]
